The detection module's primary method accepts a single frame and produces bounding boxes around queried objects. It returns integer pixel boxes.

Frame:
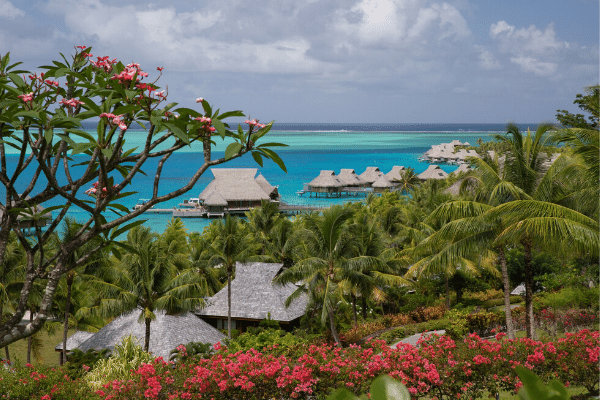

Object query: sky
[0,0,598,123]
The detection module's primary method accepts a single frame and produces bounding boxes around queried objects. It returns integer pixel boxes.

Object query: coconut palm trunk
[328,308,341,346]
[27,308,33,364]
[61,271,74,365]
[523,240,536,339]
[227,265,232,339]
[144,317,151,352]
[497,247,515,339]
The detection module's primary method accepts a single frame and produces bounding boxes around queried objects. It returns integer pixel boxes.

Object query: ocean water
[4,123,526,235]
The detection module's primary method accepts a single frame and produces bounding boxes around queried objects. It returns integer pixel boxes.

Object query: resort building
[417,165,449,181]
[307,170,344,195]
[196,262,308,332]
[371,175,395,193]
[359,167,383,184]
[337,169,370,187]
[198,168,279,216]
[452,163,472,175]
[0,196,52,232]
[64,311,225,361]
[385,166,406,184]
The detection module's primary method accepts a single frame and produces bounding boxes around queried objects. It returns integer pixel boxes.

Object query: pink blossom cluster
[89,56,118,73]
[59,98,84,108]
[17,92,34,103]
[245,119,266,129]
[99,112,127,131]
[194,116,216,136]
[93,329,599,400]
[84,181,120,198]
[111,62,149,84]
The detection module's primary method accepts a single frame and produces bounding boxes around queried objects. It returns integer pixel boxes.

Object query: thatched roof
[452,163,472,175]
[371,175,394,188]
[385,166,406,182]
[308,170,344,189]
[199,168,272,203]
[417,165,448,180]
[196,262,307,322]
[255,173,278,197]
[55,331,95,351]
[204,191,228,206]
[76,311,224,359]
[359,167,383,184]
[337,169,368,186]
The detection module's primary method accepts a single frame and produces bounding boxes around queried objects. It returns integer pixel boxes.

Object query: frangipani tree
[0,48,285,348]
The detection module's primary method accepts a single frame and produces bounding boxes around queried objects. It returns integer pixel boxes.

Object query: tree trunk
[4,346,9,363]
[361,297,367,320]
[227,266,232,340]
[523,241,535,339]
[445,274,450,309]
[328,307,341,346]
[27,308,33,364]
[144,317,151,352]
[351,293,357,326]
[498,247,515,339]
[61,272,74,366]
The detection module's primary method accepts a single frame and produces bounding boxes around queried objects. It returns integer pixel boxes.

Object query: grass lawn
[4,328,76,366]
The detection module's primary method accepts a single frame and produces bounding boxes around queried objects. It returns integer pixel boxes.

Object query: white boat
[178,197,200,208]
[133,199,153,211]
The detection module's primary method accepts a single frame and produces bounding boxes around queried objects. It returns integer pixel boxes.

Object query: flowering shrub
[339,305,446,344]
[89,329,599,399]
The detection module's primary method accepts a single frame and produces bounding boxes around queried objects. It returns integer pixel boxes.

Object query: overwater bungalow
[385,166,406,185]
[196,262,307,332]
[452,163,472,175]
[371,175,395,193]
[0,197,52,232]
[417,165,449,181]
[198,168,279,216]
[359,166,383,184]
[337,169,370,187]
[307,170,344,195]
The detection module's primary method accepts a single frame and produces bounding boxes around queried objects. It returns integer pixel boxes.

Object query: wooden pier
[135,203,329,219]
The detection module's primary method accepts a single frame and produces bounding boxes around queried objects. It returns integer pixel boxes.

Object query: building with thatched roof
[55,330,95,364]
[452,163,472,175]
[417,165,449,181]
[198,168,279,215]
[337,169,369,187]
[73,311,225,360]
[385,166,406,184]
[359,167,383,184]
[371,175,394,193]
[0,196,52,231]
[196,262,307,332]
[307,170,344,193]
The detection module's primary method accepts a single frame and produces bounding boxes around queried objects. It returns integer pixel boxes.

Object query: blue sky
[1,0,597,123]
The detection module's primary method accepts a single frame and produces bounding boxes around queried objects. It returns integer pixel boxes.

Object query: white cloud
[0,0,25,18]
[489,20,570,77]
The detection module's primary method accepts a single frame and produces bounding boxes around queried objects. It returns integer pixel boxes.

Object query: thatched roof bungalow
[371,175,394,193]
[308,170,344,193]
[196,262,307,332]
[55,330,95,364]
[452,163,472,175]
[0,196,52,231]
[385,166,406,183]
[359,167,383,184]
[337,169,369,187]
[417,165,449,181]
[198,168,278,214]
[73,311,225,360]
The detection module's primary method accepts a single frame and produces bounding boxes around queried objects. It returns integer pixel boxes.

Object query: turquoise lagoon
[4,123,524,235]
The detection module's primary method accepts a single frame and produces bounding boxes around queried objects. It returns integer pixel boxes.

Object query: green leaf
[107,203,130,214]
[212,118,227,140]
[224,142,243,160]
[110,219,147,240]
[515,366,569,400]
[71,142,96,155]
[113,104,138,116]
[201,100,212,117]
[326,388,358,400]
[251,151,263,167]
[259,148,287,173]
[8,73,25,87]
[370,375,411,400]
[256,142,288,147]
[101,148,113,159]
[14,111,39,119]
[44,128,53,144]
[217,110,245,119]
[164,122,189,144]
[173,107,201,119]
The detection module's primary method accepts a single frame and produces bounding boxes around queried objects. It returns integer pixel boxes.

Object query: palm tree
[207,215,259,339]
[0,232,24,362]
[245,200,281,255]
[86,226,206,351]
[393,167,419,193]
